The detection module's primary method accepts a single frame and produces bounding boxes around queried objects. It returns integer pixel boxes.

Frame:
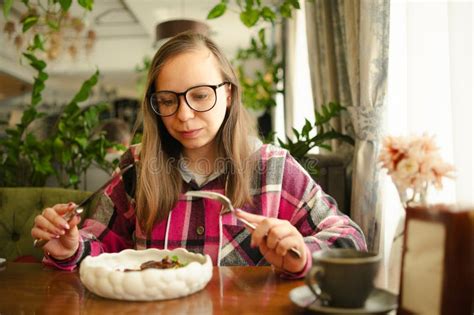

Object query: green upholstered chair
[0,188,93,262]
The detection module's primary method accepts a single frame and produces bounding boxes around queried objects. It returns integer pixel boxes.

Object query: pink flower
[379,134,455,207]
[431,158,455,189]
[379,136,410,172]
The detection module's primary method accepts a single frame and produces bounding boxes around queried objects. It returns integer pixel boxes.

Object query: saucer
[289,285,398,314]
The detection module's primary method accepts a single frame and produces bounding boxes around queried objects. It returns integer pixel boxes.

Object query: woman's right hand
[31,203,82,260]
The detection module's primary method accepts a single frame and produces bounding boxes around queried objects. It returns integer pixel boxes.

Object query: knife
[33,164,134,248]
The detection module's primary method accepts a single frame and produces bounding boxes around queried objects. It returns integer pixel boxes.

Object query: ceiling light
[155,19,210,47]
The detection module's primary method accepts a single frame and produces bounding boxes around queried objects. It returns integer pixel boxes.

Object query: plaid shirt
[45,144,366,276]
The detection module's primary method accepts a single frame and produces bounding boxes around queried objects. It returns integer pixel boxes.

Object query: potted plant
[234,30,281,138]
[0,0,117,189]
[207,0,302,138]
[206,1,355,179]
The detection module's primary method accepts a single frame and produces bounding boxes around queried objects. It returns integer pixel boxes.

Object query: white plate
[79,248,212,301]
[289,285,398,314]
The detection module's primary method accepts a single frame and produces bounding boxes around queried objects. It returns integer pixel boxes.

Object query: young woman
[31,32,366,278]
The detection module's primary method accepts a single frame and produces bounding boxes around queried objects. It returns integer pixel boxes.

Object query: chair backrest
[305,153,352,215]
[0,188,92,262]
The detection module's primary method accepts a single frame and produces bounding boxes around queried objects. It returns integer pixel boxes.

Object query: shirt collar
[177,156,224,187]
[177,136,262,187]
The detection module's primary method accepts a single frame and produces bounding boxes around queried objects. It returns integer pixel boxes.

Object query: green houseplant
[277,102,354,160]
[275,102,354,177]
[233,30,281,137]
[206,1,353,168]
[207,0,303,27]
[234,29,281,113]
[207,0,304,137]
[0,0,117,189]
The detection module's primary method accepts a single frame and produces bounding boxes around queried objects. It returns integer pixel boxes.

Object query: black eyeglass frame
[149,82,230,117]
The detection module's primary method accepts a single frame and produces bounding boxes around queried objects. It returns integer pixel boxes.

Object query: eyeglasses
[149,82,229,117]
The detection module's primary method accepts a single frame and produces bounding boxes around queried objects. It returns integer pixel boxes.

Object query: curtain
[304,0,354,151]
[305,0,390,251]
[382,0,473,293]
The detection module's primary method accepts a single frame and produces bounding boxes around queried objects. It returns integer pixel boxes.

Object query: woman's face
[155,47,231,156]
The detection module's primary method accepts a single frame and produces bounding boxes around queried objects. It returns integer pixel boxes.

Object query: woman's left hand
[235,210,307,274]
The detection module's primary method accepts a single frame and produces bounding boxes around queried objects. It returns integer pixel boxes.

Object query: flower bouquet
[379,134,455,208]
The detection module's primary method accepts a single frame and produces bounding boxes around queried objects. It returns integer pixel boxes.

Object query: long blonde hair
[136,32,257,233]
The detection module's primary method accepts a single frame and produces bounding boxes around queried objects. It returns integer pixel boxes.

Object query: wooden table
[0,263,310,314]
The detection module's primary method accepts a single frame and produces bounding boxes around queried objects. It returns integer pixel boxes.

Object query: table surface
[0,263,311,315]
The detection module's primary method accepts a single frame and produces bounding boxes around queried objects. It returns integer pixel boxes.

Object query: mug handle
[305,266,328,303]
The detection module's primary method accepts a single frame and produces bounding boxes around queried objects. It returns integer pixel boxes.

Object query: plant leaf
[58,0,72,11]
[302,119,312,136]
[75,137,88,149]
[53,138,64,151]
[5,128,19,137]
[240,9,260,27]
[23,53,47,71]
[3,0,13,18]
[69,69,99,104]
[258,28,266,47]
[22,15,39,32]
[261,6,276,22]
[46,19,60,31]
[314,102,345,127]
[31,72,48,106]
[292,142,310,159]
[25,132,37,147]
[38,71,49,82]
[78,0,94,11]
[61,149,72,164]
[32,34,45,51]
[291,127,300,139]
[69,173,79,186]
[288,0,300,9]
[277,138,285,147]
[207,3,227,19]
[35,158,54,175]
[280,3,292,18]
[21,107,38,126]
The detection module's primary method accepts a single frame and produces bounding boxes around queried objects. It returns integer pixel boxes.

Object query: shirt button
[196,225,205,235]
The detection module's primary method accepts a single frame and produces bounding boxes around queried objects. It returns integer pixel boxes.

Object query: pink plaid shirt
[44,144,366,278]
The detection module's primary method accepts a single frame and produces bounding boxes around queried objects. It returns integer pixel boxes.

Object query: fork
[33,164,133,248]
[185,190,302,259]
